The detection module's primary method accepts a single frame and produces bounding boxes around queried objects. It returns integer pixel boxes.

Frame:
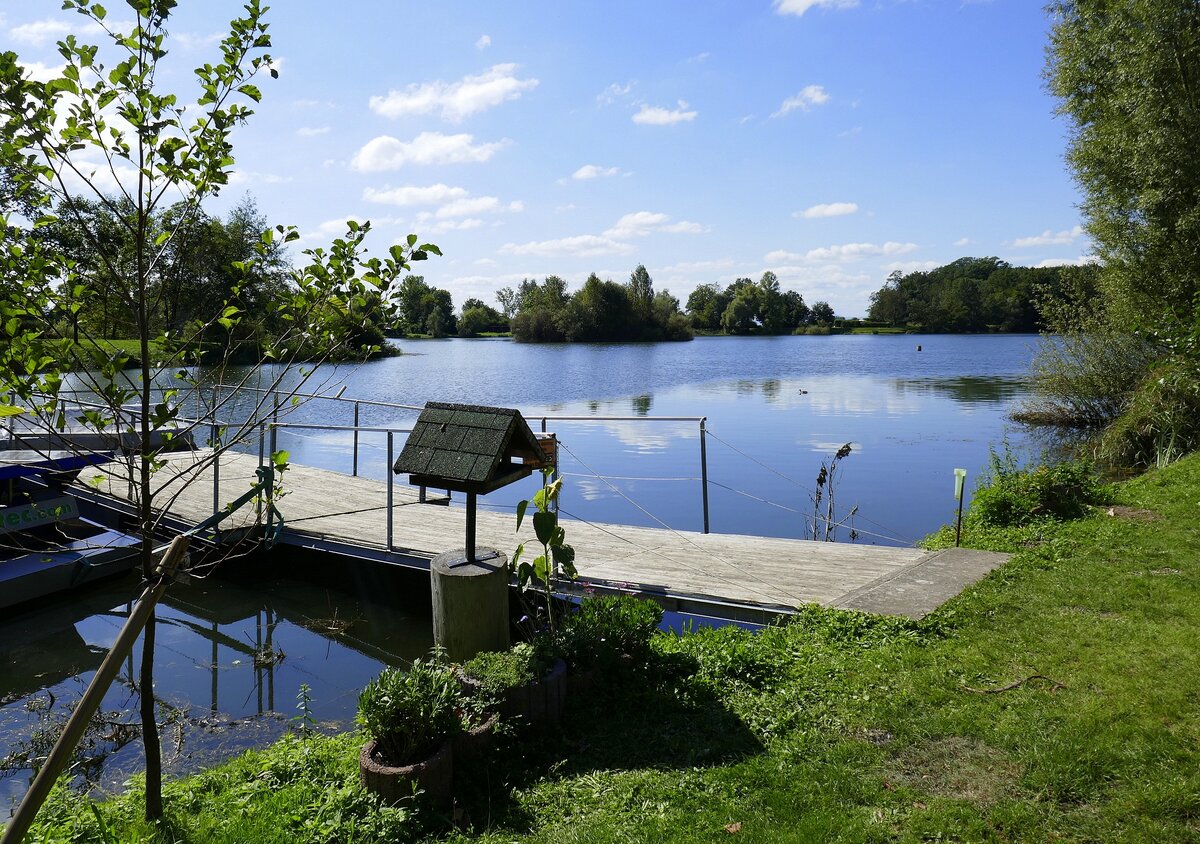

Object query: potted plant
[558,595,663,693]
[357,656,462,807]
[460,639,567,724]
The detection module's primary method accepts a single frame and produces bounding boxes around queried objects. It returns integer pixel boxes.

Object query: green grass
[23,456,1200,842]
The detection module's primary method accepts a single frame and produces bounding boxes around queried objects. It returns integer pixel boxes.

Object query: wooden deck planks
[77,451,1005,616]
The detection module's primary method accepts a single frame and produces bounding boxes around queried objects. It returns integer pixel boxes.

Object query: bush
[1015,331,1157,428]
[558,595,663,672]
[1098,356,1200,468]
[967,450,1111,527]
[356,657,461,765]
[461,642,545,701]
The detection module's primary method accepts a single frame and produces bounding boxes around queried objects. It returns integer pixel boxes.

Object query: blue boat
[0,451,141,610]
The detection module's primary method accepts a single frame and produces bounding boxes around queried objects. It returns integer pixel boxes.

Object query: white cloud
[475,34,491,50]
[502,210,703,260]
[773,0,860,17]
[604,211,705,239]
[500,235,635,258]
[688,52,711,63]
[772,85,830,118]
[597,82,635,105]
[632,101,697,126]
[369,64,537,123]
[226,170,292,187]
[10,18,95,46]
[953,237,972,247]
[797,201,857,219]
[21,61,67,83]
[363,184,469,206]
[433,196,520,219]
[1034,256,1097,268]
[883,260,940,274]
[350,132,507,171]
[1011,225,1084,248]
[571,164,621,181]
[175,31,224,50]
[296,126,331,137]
[765,241,919,264]
[421,218,486,234]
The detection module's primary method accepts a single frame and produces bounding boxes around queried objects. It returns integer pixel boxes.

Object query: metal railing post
[352,401,360,476]
[700,417,710,534]
[386,431,394,551]
[210,422,221,538]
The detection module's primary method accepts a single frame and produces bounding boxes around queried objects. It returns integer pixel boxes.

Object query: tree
[809,301,836,325]
[1048,0,1200,335]
[0,2,438,822]
[627,264,654,324]
[685,282,726,330]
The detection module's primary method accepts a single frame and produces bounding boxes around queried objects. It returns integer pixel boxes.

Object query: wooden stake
[1,535,190,844]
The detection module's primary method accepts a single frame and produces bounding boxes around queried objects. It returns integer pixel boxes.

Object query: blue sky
[6,0,1091,317]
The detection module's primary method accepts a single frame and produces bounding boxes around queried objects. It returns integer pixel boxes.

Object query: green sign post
[953,468,967,547]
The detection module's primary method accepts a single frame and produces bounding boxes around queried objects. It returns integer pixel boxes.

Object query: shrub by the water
[558,595,663,671]
[968,451,1111,527]
[356,657,461,765]
[460,642,542,701]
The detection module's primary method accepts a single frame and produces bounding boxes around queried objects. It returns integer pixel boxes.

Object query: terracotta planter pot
[359,739,453,807]
[452,711,499,765]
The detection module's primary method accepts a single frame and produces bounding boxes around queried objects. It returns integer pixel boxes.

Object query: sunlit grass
[23,455,1200,842]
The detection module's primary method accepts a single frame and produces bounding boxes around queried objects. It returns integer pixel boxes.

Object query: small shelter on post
[393,401,554,660]
[394,401,551,559]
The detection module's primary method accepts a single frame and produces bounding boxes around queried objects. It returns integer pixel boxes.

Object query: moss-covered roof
[393,401,545,492]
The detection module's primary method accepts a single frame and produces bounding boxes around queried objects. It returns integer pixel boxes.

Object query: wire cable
[556,440,811,606]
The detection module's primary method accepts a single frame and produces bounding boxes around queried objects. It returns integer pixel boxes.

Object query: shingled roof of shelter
[393,401,545,490]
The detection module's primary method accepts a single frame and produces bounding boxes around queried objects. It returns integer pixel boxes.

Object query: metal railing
[11,387,714,544]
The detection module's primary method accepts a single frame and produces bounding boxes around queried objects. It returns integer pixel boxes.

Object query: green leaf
[533,510,556,546]
[515,499,528,531]
[0,405,25,417]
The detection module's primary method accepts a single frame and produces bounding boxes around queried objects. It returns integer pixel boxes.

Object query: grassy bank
[23,456,1200,842]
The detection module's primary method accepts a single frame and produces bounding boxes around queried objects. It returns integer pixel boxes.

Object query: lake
[259,332,1042,547]
[3,332,1043,812]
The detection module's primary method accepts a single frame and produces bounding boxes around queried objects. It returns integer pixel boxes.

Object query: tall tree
[1048,0,1200,336]
[0,2,438,821]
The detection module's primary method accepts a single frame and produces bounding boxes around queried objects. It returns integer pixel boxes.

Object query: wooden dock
[76,451,1008,620]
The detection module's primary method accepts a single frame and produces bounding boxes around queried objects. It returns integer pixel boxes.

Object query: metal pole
[210,422,220,529]
[352,401,360,476]
[386,431,394,551]
[466,492,476,561]
[265,424,277,538]
[1,536,190,844]
[955,495,964,547]
[699,417,710,534]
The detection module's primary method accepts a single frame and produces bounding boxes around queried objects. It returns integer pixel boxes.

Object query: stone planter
[359,739,453,807]
[460,658,568,725]
[452,711,499,766]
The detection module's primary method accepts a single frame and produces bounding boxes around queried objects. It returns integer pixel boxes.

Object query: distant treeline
[415,256,1098,343]
[866,257,1100,333]
[685,272,833,335]
[500,266,693,343]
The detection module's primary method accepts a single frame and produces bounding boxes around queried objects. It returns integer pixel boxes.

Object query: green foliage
[866,257,1097,333]
[1016,329,1158,428]
[558,594,664,672]
[511,268,693,343]
[967,449,1111,527]
[514,470,576,636]
[1098,355,1200,468]
[355,657,462,766]
[461,642,541,701]
[1048,0,1200,336]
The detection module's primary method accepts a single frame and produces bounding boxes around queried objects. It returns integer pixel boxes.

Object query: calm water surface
[265,333,1041,546]
[4,333,1041,812]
